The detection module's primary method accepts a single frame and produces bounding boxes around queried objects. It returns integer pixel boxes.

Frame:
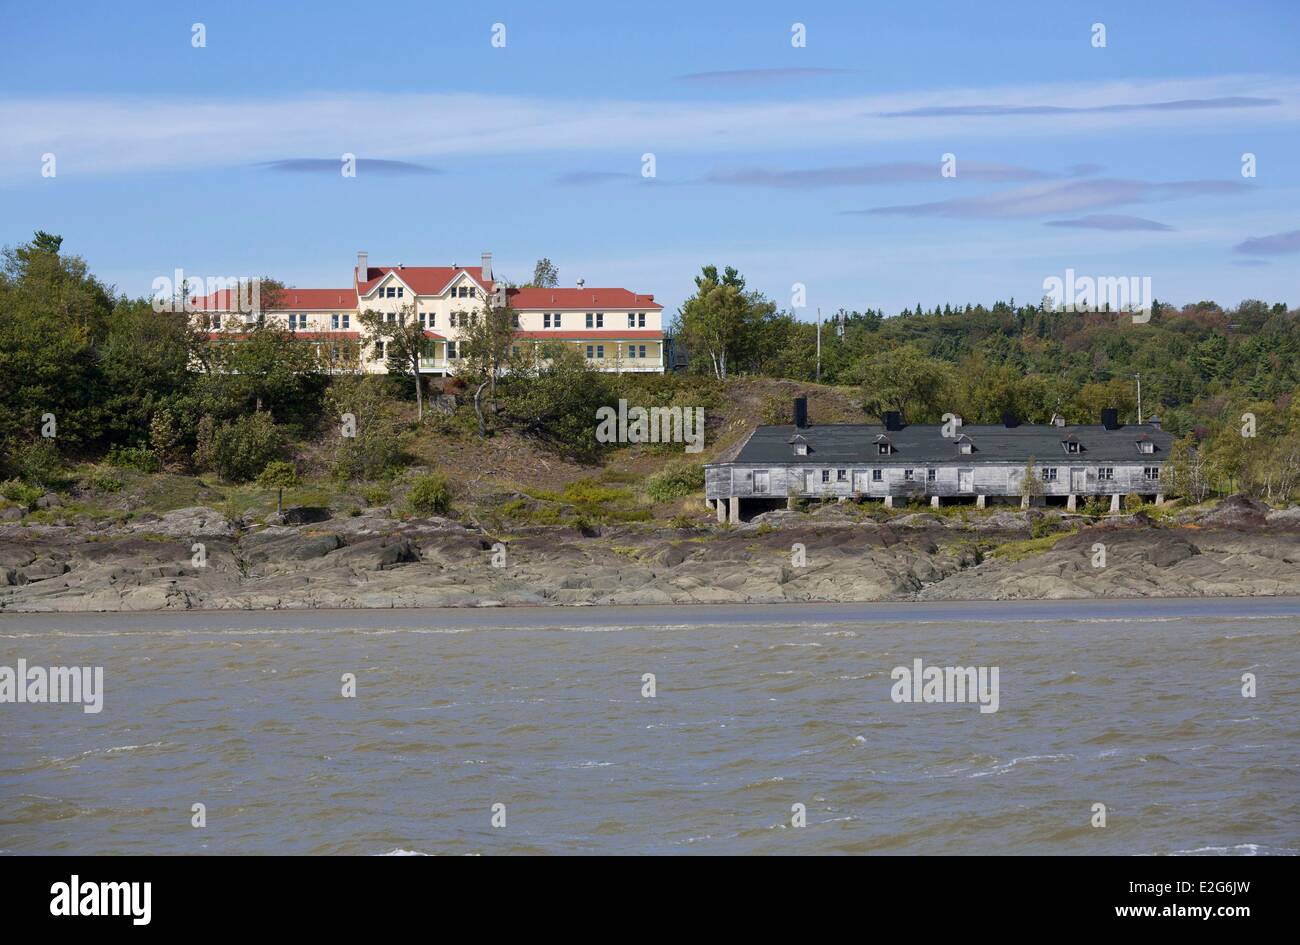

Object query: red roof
[206,331,362,340]
[508,287,661,310]
[192,288,357,311]
[357,266,494,297]
[514,330,662,340]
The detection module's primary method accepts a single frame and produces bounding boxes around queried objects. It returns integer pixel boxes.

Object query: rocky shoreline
[1,496,1297,612]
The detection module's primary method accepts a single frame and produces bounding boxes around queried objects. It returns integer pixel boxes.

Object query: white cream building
[194,251,665,374]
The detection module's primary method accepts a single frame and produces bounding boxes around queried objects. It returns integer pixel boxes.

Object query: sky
[1,0,1298,317]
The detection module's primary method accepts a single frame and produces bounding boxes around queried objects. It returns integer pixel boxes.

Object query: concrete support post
[930,495,940,508]
[1066,494,1077,512]
[728,496,740,525]
[716,498,727,523]
[1020,495,1030,510]
[976,495,986,509]
[1155,493,1165,506]
[884,495,895,509]
[1109,493,1121,514]
[787,494,798,510]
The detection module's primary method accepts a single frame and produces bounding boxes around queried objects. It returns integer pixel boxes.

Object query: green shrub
[361,486,389,507]
[646,462,706,502]
[407,473,452,517]
[85,468,123,493]
[13,439,67,488]
[0,479,43,510]
[194,412,283,482]
[106,444,163,474]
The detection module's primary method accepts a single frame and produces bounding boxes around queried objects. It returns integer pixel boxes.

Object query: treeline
[672,264,1300,502]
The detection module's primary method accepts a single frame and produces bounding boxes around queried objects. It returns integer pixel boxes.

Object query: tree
[675,265,764,380]
[1020,455,1044,502]
[531,258,559,288]
[497,344,615,459]
[856,344,952,423]
[256,460,299,514]
[457,290,521,435]
[359,303,428,420]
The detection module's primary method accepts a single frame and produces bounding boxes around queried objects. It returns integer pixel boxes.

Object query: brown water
[1,600,1297,855]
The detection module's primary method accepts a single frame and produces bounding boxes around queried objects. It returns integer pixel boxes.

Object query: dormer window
[1062,435,1081,454]
[955,434,974,455]
[1135,435,1155,454]
[873,434,893,455]
[790,434,809,456]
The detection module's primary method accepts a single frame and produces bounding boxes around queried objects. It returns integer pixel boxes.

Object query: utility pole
[1133,372,1143,424]
[816,307,822,383]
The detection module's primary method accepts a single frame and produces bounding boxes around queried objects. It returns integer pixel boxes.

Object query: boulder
[376,538,420,569]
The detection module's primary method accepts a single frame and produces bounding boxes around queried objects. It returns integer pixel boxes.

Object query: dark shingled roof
[714,422,1174,466]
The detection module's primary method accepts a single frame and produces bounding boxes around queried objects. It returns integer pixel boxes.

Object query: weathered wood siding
[704,462,1163,499]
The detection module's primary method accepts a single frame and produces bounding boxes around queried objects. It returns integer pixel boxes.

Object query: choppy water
[2,601,1298,855]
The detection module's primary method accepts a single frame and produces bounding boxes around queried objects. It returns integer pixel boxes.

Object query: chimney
[356,251,368,284]
[1100,408,1120,430]
[1001,411,1019,428]
[793,396,809,429]
[883,411,903,431]
[1147,414,1161,430]
[481,251,493,283]
[1050,413,1066,427]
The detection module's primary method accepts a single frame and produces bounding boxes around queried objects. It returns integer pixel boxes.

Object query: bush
[646,462,706,502]
[406,473,452,517]
[12,439,67,488]
[85,468,123,493]
[0,479,44,510]
[194,412,283,482]
[107,444,163,473]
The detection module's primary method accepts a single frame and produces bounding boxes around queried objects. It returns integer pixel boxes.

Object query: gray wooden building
[705,398,1174,523]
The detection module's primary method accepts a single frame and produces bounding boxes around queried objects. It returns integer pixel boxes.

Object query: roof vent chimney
[576,278,585,289]
[1147,414,1162,430]
[1051,413,1066,427]
[1100,407,1120,430]
[793,396,809,429]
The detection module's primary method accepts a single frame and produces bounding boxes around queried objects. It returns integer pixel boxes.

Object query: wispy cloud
[676,67,852,85]
[1044,214,1173,231]
[856,178,1251,220]
[2,76,1296,183]
[1233,228,1300,255]
[878,96,1280,118]
[260,158,437,175]
[701,161,1049,188]
[554,170,638,186]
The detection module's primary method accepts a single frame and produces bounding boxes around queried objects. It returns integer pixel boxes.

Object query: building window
[837,469,847,482]
[330,313,339,329]
[637,312,646,327]
[638,345,647,358]
[511,345,520,357]
[586,345,594,359]
[586,312,604,328]
[1144,466,1160,480]
[872,469,883,482]
[904,469,914,481]
[1138,441,1155,454]
[927,468,936,482]
[1041,468,1058,482]
[376,341,386,359]
[627,313,636,328]
[1098,467,1114,480]
[446,340,457,359]
[754,470,770,494]
[596,344,605,359]
[878,444,889,455]
[794,443,807,456]
[958,442,973,454]
[821,469,830,483]
[341,314,350,328]
[1066,441,1080,454]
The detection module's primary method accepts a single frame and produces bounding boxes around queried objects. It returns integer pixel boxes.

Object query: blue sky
[2,0,1298,315]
